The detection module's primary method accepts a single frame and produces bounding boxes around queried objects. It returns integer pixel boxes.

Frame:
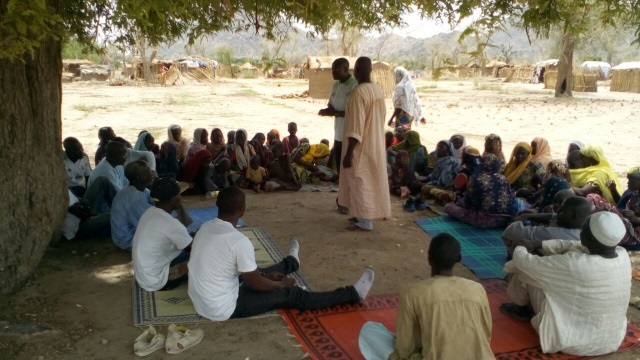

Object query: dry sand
[1,78,640,359]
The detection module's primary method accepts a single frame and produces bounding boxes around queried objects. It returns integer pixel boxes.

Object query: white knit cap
[589,212,626,247]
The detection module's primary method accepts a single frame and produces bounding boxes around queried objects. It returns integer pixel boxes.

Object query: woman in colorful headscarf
[530,137,552,168]
[389,130,428,174]
[450,134,467,161]
[444,154,516,228]
[569,145,621,204]
[186,128,208,162]
[387,67,425,130]
[483,133,506,172]
[504,142,545,196]
[167,124,189,162]
[206,128,226,160]
[291,142,335,182]
[420,140,459,198]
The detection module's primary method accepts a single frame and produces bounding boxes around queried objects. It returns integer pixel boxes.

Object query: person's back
[111,185,154,249]
[521,242,630,355]
[394,276,493,360]
[188,218,250,321]
[110,161,154,250]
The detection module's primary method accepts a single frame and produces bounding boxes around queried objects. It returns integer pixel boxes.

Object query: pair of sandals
[402,198,426,212]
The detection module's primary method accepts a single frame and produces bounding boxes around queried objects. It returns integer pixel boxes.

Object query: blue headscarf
[134,131,151,151]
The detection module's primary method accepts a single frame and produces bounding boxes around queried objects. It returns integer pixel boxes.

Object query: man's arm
[175,199,193,227]
[342,137,359,169]
[240,270,295,292]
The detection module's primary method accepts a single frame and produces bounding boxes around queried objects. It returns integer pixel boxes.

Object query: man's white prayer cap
[589,212,626,247]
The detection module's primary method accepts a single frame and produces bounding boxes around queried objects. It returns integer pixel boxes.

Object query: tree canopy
[1,0,417,60]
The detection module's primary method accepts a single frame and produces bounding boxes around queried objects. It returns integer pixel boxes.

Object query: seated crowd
[60,123,638,358]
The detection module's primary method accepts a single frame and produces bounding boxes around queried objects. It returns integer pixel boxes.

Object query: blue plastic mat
[415,216,507,279]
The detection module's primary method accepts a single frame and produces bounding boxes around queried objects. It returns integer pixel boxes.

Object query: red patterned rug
[280,279,640,360]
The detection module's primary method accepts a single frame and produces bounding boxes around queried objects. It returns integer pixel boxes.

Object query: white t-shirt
[132,207,192,291]
[328,76,357,142]
[188,218,257,321]
[61,190,81,239]
[64,154,92,188]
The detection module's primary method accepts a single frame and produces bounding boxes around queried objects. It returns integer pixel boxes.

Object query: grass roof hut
[304,56,395,99]
[610,62,640,93]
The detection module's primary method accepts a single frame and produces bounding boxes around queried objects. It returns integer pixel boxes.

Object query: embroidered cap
[589,212,626,247]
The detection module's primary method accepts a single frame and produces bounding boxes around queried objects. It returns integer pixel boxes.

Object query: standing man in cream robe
[338,57,392,231]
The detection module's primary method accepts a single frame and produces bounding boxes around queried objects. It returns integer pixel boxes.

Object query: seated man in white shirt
[132,177,193,291]
[502,195,591,257]
[501,212,631,356]
[188,187,374,321]
[63,137,92,198]
[85,141,128,214]
[358,233,493,360]
[110,160,155,250]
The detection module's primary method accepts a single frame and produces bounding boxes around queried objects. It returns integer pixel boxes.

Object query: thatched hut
[304,56,395,99]
[483,60,511,78]
[543,70,598,92]
[504,65,535,83]
[456,63,481,78]
[238,62,260,78]
[581,61,612,80]
[62,59,93,77]
[610,62,640,93]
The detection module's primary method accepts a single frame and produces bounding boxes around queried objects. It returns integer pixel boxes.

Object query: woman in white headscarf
[229,129,255,172]
[388,67,425,130]
[186,128,208,162]
[167,124,189,162]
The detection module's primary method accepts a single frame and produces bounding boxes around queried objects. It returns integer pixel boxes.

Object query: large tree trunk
[555,34,576,97]
[0,20,67,293]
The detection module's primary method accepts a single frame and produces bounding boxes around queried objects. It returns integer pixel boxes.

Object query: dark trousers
[231,256,359,318]
[332,140,343,172]
[159,250,191,291]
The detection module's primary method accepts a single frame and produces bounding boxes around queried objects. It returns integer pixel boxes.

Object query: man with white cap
[500,212,631,356]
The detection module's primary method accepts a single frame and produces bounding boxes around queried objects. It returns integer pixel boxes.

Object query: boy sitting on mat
[358,233,494,360]
[187,186,374,320]
[501,212,631,356]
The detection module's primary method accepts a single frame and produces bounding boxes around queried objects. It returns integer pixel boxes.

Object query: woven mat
[133,227,309,326]
[280,279,640,360]
[415,216,507,279]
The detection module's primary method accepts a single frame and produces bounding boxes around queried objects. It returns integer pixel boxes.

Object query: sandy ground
[2,78,640,359]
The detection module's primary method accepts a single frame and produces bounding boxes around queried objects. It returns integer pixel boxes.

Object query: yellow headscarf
[504,142,532,185]
[569,145,621,204]
[300,143,331,163]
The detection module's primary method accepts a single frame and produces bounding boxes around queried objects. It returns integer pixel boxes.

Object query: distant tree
[215,46,236,77]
